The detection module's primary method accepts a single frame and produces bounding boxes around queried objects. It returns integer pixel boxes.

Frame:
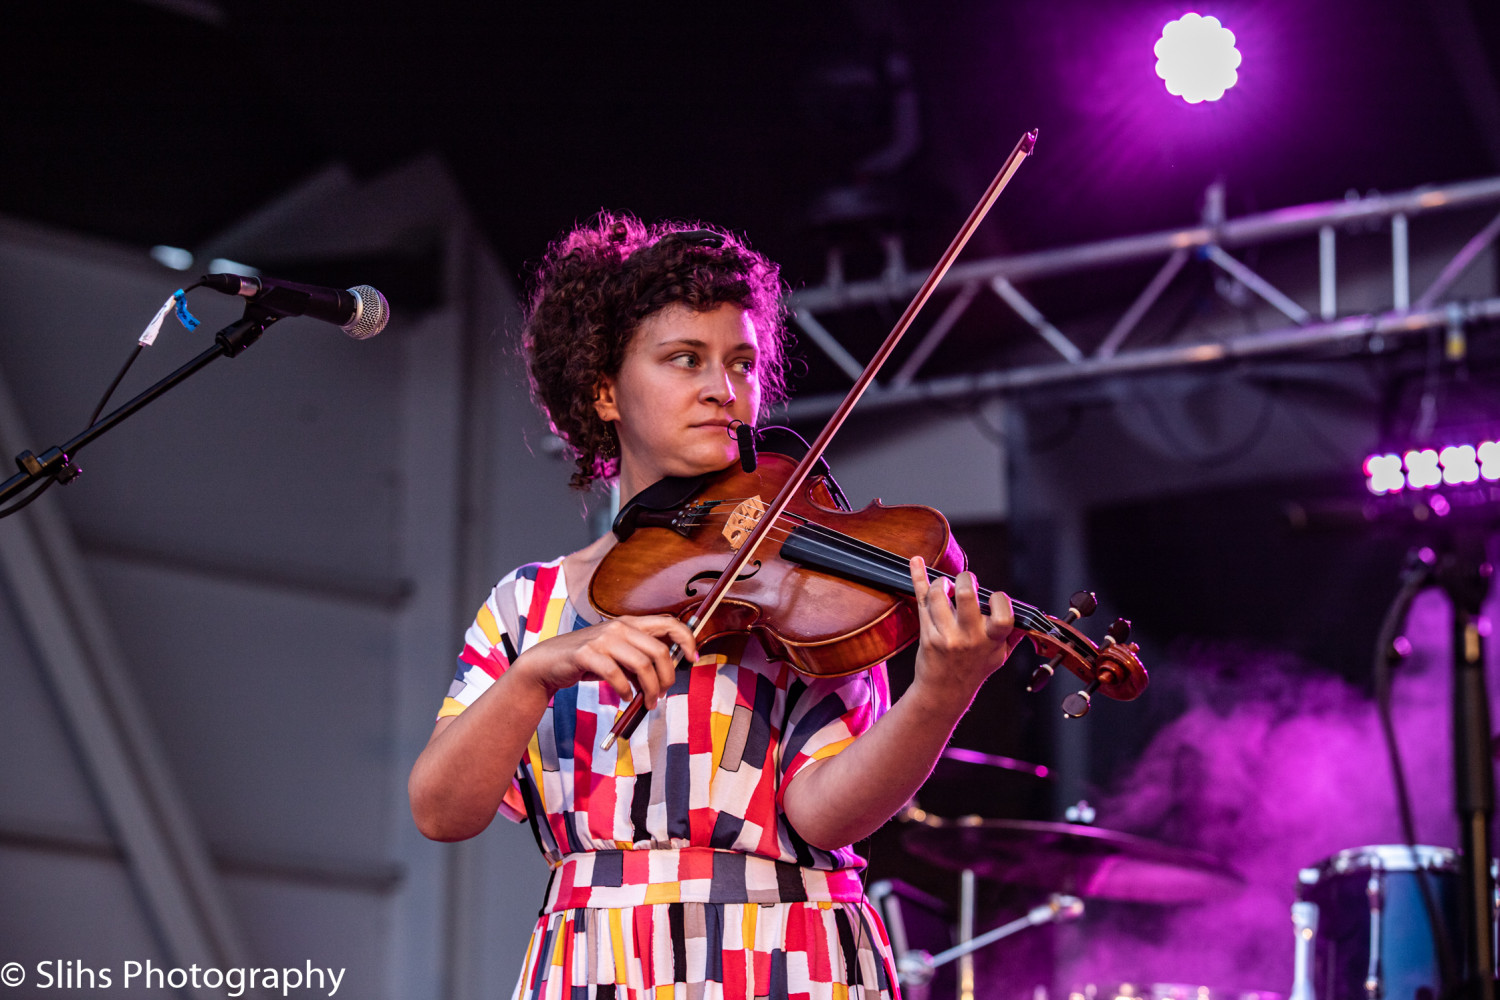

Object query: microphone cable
[88,280,205,426]
[1371,546,1457,996]
[0,282,204,520]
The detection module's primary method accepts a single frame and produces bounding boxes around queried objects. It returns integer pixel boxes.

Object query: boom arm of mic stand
[0,313,275,508]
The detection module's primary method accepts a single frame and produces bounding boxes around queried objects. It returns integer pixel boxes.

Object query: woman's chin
[667,450,738,479]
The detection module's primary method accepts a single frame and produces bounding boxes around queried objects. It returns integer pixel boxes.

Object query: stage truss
[782,176,1500,420]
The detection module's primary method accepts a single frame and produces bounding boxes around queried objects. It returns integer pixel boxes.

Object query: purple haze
[1068,579,1499,991]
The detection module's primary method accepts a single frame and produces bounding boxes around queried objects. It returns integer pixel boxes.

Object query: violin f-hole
[686,561,763,597]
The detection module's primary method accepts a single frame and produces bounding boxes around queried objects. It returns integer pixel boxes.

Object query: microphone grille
[343,286,390,339]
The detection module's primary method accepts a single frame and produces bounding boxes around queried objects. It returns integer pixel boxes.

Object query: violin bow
[602,129,1039,750]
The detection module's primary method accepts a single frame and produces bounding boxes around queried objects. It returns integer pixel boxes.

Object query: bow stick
[601,129,1038,750]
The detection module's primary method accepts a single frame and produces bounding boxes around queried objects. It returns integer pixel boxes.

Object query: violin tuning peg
[1062,678,1102,719]
[1061,689,1091,719]
[1069,591,1098,619]
[1027,655,1061,693]
[1105,617,1132,644]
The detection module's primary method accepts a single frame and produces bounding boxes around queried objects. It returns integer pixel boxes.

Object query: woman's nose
[700,365,736,405]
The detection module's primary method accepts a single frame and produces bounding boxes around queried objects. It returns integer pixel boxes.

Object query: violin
[590,129,1146,749]
[590,444,1146,729]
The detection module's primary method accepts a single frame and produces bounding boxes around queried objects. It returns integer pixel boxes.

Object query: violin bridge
[722,495,767,550]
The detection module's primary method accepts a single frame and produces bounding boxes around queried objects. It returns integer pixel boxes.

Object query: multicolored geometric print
[440,558,891,871]
[516,851,894,1000]
[439,558,900,998]
[543,847,866,910]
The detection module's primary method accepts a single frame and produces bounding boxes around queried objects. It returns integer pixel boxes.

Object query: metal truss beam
[782,297,1500,420]
[781,175,1500,417]
[793,175,1500,313]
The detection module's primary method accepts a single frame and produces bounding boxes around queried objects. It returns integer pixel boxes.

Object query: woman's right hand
[512,615,700,709]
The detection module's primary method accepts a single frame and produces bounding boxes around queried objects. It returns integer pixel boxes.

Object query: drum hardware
[1363,868,1384,1000]
[960,868,976,1000]
[1064,800,1097,825]
[896,894,1085,990]
[869,877,952,995]
[899,813,1242,904]
[1290,901,1319,1000]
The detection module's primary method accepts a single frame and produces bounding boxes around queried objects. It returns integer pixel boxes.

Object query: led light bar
[1364,438,1500,495]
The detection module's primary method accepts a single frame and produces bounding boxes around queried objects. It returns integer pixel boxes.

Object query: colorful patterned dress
[439,557,901,1000]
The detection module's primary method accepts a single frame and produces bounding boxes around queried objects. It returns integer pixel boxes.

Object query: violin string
[673,505,1062,638]
[683,507,1003,604]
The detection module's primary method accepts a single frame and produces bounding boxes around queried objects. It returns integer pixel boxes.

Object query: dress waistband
[543,848,866,912]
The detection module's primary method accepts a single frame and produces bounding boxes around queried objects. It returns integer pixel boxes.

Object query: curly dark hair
[522,212,790,490]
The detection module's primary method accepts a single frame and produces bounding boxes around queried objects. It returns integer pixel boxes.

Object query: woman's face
[593,302,762,502]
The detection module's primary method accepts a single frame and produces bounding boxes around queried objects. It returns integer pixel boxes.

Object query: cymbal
[900,814,1242,904]
[937,746,1050,780]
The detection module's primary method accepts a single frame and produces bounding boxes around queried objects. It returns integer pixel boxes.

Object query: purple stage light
[1440,444,1480,486]
[1365,436,1500,495]
[1479,440,1500,481]
[1403,449,1442,490]
[1364,453,1405,495]
[1154,13,1242,104]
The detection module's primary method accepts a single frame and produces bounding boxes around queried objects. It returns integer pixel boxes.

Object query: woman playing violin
[407,214,1022,999]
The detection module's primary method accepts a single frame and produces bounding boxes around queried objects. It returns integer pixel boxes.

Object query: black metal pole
[0,314,270,507]
[1439,539,1496,1000]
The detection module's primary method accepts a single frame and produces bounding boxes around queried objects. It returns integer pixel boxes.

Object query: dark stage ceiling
[2,0,1498,295]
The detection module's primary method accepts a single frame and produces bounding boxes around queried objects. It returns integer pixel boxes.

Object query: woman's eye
[732,359,756,375]
[670,353,700,368]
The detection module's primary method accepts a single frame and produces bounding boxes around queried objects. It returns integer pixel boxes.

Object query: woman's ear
[593,377,620,423]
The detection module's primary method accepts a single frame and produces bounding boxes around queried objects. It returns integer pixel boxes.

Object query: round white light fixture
[1154,13,1241,104]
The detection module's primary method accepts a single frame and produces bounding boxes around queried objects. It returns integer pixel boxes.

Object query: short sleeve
[437,577,529,823]
[776,664,891,809]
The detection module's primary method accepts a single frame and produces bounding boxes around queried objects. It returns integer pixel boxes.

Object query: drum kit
[885,749,1466,1000]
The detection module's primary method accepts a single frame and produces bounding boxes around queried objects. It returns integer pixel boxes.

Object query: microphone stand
[1298,497,1497,999]
[0,309,279,508]
[1436,536,1496,1000]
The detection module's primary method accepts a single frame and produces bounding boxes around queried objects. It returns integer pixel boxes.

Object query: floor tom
[1293,844,1459,1000]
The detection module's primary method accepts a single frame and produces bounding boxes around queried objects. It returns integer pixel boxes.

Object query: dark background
[3,0,1497,299]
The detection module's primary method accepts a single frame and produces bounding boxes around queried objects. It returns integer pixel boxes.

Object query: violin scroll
[1019,610,1145,717]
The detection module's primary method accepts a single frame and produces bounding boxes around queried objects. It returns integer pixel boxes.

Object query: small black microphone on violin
[1027,590,1097,692]
[730,420,757,473]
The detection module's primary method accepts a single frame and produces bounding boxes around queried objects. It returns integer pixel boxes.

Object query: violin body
[590,452,966,678]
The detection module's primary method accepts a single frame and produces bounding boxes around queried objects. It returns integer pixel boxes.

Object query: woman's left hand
[780,557,1025,849]
[906,555,1023,710]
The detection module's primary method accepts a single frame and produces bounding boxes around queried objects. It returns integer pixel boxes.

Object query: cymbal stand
[896,893,1085,995]
[960,869,975,1000]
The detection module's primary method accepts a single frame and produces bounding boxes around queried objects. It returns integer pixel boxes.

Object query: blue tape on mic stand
[173,289,200,331]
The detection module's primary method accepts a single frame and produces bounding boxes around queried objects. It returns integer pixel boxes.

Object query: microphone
[200,273,390,339]
[730,420,758,472]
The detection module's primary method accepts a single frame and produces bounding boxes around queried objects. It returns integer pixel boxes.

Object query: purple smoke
[1068,580,1499,991]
